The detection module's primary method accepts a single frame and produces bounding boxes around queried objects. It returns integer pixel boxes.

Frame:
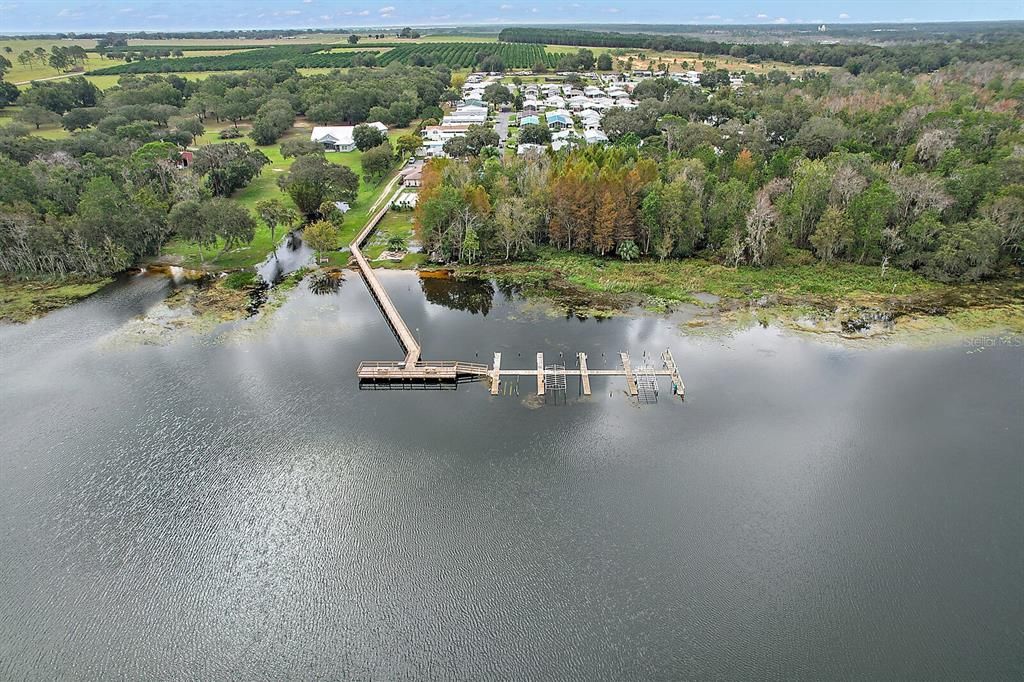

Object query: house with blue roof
[546,112,572,130]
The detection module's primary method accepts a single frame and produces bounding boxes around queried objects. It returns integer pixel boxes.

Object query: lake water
[1,271,1021,680]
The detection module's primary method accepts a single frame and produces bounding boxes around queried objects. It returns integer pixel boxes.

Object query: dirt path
[13,72,80,86]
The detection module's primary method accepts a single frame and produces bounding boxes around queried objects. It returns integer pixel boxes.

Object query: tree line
[0,65,448,278]
[498,27,1024,74]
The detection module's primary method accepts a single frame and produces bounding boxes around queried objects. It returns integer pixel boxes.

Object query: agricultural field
[87,40,562,75]
[376,42,557,68]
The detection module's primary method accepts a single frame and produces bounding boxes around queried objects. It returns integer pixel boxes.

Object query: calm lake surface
[1,271,1021,680]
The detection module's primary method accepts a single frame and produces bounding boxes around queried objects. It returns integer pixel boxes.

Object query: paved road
[494,111,514,144]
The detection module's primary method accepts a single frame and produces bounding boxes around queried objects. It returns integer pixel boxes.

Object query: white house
[418,124,472,158]
[442,105,487,126]
[517,143,546,156]
[544,95,566,110]
[579,110,602,130]
[310,122,387,152]
[551,129,582,152]
[422,124,470,142]
[568,95,591,111]
[584,129,609,145]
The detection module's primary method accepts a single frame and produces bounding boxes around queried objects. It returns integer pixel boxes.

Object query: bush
[223,271,257,289]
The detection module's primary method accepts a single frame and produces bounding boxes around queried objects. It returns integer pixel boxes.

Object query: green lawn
[363,210,417,259]
[0,276,112,323]
[0,105,70,138]
[160,122,414,270]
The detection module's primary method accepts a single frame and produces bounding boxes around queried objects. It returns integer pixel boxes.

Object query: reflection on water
[0,271,1021,680]
[419,272,496,315]
[256,230,314,285]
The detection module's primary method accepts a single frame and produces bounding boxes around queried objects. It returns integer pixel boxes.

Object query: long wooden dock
[349,180,684,401]
[350,182,421,365]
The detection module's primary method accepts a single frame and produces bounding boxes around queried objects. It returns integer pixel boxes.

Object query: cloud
[705,14,720,20]
[605,6,620,12]
[756,13,768,19]
[378,5,395,13]
[57,8,83,17]
[772,17,788,24]
[146,13,168,19]
[358,9,370,15]
[499,3,512,8]
[839,12,849,19]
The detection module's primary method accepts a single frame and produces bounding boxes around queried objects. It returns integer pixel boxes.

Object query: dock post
[578,352,592,396]
[536,352,545,396]
[490,352,501,395]
[619,352,638,396]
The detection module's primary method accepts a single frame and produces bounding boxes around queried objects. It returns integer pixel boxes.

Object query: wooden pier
[350,183,421,366]
[350,182,684,401]
[578,352,591,396]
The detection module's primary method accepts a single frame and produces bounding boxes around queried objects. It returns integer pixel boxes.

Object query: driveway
[494,111,514,144]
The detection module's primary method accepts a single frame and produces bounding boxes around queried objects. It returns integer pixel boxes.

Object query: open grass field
[0,105,70,138]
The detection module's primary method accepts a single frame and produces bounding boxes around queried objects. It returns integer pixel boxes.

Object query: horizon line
[2,18,1023,36]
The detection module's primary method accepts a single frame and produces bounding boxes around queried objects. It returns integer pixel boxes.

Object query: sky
[1,0,1021,33]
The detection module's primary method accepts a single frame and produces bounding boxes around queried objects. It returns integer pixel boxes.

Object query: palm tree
[616,239,640,262]
[255,199,297,258]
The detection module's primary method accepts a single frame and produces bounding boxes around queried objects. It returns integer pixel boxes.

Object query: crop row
[88,42,561,75]
[376,43,558,69]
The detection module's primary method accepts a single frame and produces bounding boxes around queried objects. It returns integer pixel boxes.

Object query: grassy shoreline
[0,277,113,323]
[457,249,1024,336]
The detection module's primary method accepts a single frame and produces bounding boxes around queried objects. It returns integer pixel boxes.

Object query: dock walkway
[350,184,421,366]
[349,180,683,400]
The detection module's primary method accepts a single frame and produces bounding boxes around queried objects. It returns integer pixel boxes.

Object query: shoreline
[3,257,1022,347]
[0,276,113,324]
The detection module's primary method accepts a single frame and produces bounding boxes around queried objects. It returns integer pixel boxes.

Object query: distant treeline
[5,29,336,41]
[95,44,254,54]
[498,27,1024,73]
[504,21,1024,44]
[89,45,378,74]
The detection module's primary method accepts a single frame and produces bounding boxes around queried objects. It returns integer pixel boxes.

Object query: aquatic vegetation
[308,269,342,295]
